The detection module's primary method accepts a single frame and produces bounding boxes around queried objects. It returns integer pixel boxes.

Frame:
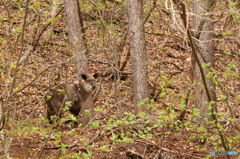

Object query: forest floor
[0,1,239,159]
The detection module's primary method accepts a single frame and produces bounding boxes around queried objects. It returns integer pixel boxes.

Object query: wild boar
[45,74,97,125]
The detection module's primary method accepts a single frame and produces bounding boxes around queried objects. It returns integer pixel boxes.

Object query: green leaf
[82,151,92,158]
[229,2,237,8]
[122,137,133,143]
[223,50,231,55]
[10,64,17,69]
[69,114,77,121]
[90,120,100,127]
[57,89,66,94]
[85,109,91,115]
[94,108,104,112]
[219,94,227,100]
[201,63,211,68]
[236,94,240,99]
[100,145,109,151]
[110,134,118,141]
[61,143,67,154]
[65,101,72,107]
[46,95,52,100]
[222,31,232,36]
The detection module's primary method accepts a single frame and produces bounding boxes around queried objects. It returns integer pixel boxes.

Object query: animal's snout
[92,85,96,90]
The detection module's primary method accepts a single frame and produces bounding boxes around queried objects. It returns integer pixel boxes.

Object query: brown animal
[45,74,97,125]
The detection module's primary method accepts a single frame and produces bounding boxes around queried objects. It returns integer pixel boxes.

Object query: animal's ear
[93,73,98,79]
[81,74,88,80]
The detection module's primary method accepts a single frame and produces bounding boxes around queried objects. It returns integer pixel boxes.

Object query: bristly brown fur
[45,74,97,126]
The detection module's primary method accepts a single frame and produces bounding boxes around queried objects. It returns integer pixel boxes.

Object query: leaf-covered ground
[0,1,239,158]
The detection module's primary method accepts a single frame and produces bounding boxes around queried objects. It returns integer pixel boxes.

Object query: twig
[143,0,157,24]
[8,62,69,99]
[219,83,240,132]
[172,0,230,157]
[88,0,110,35]
[88,58,121,72]
[93,67,108,101]
[3,1,30,157]
[79,98,128,135]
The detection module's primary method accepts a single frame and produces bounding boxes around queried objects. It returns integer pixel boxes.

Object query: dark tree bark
[190,0,216,123]
[64,0,94,125]
[127,0,150,114]
[64,0,89,76]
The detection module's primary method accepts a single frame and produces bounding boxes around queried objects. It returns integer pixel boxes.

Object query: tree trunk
[44,0,59,45]
[191,0,216,124]
[64,0,94,125]
[127,0,150,114]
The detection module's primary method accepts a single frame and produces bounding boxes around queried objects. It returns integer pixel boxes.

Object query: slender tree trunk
[127,0,150,114]
[191,0,216,124]
[44,0,59,45]
[64,0,94,125]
